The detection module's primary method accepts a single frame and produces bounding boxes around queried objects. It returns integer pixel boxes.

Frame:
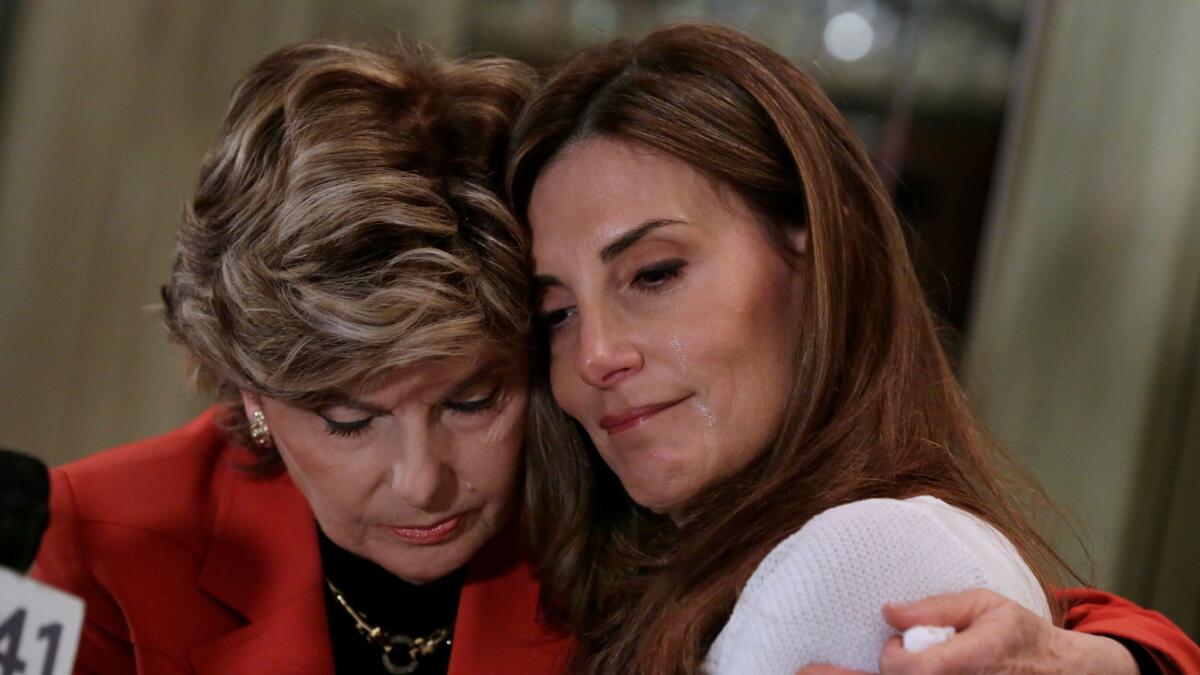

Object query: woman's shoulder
[43,407,255,555]
[705,496,1050,673]
[747,496,1047,618]
[55,407,244,508]
[740,497,986,604]
[33,408,320,673]
[58,407,227,479]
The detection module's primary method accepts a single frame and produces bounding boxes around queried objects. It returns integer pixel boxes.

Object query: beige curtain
[966,0,1200,630]
[0,0,465,467]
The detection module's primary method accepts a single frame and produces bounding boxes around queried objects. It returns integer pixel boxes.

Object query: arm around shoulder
[1059,587,1200,674]
[705,498,1049,675]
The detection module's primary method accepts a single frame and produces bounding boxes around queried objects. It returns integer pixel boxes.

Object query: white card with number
[0,567,83,675]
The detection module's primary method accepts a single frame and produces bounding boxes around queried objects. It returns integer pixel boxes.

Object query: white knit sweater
[704,496,1051,674]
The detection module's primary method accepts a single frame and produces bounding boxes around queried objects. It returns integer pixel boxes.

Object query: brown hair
[507,23,1072,674]
[161,40,535,469]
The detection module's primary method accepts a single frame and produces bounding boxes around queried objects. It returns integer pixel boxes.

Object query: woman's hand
[797,589,1140,675]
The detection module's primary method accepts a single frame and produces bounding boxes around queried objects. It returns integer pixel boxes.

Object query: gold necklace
[324,577,453,675]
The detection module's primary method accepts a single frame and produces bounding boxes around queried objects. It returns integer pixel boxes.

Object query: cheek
[271,425,331,482]
[753,278,801,376]
[274,438,373,528]
[457,403,526,496]
[679,263,797,453]
[275,425,358,478]
[265,406,384,496]
[725,271,799,434]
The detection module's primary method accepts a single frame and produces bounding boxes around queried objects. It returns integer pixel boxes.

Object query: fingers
[878,598,1044,674]
[882,589,1008,631]
[879,629,997,675]
[879,635,926,675]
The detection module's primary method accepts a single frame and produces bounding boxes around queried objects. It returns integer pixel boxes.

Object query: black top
[318,529,464,675]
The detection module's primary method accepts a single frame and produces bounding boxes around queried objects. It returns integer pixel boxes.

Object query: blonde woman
[32,41,569,675]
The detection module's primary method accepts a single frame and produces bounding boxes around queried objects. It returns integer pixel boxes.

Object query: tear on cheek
[693,398,717,431]
[668,335,691,371]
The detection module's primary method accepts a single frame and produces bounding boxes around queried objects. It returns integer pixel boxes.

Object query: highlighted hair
[162,40,534,467]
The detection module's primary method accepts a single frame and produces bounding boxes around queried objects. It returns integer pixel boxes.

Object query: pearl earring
[249,410,273,448]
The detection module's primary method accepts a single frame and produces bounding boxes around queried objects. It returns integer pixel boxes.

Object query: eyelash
[444,389,502,415]
[318,389,501,438]
[539,307,575,331]
[632,259,686,290]
[322,416,374,438]
[537,259,687,332]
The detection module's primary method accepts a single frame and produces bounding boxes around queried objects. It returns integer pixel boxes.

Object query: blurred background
[0,0,1196,638]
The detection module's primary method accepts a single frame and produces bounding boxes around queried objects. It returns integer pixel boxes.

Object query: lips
[388,512,468,545]
[599,397,688,435]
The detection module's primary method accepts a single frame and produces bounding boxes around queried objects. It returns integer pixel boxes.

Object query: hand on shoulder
[797,589,1139,675]
[707,497,1052,674]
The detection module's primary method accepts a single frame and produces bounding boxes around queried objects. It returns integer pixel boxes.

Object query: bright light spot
[823,11,875,62]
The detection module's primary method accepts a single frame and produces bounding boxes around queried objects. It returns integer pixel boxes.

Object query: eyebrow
[600,218,685,262]
[442,359,506,400]
[533,218,686,290]
[318,359,506,413]
[317,393,390,416]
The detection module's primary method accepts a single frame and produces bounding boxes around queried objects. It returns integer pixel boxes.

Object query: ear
[788,225,809,255]
[240,390,261,418]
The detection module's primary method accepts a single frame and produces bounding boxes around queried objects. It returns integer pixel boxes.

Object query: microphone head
[0,448,51,572]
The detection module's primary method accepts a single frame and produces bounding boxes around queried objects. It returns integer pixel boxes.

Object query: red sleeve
[30,469,137,675]
[1058,587,1200,674]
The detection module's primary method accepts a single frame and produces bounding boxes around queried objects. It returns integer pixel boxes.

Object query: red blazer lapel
[189,463,335,675]
[183,451,569,675]
[448,525,572,675]
[188,587,330,675]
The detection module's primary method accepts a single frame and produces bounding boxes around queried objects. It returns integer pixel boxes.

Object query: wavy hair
[161,40,535,469]
[507,23,1073,674]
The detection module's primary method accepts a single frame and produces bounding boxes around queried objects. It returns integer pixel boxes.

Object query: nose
[575,304,643,389]
[389,434,452,511]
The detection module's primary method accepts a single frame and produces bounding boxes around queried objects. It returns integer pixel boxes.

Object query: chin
[375,531,484,584]
[617,452,703,512]
[622,480,690,517]
[395,566,457,585]
[382,549,468,584]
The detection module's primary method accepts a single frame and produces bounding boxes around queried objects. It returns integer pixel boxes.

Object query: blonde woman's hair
[161,40,535,469]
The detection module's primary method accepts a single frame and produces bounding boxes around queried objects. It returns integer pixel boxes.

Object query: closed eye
[444,388,501,415]
[321,415,374,438]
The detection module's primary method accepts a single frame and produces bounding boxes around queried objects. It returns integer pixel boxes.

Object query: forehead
[325,348,521,405]
[528,137,726,262]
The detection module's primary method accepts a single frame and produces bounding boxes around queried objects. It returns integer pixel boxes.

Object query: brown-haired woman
[31,41,570,674]
[508,22,1200,674]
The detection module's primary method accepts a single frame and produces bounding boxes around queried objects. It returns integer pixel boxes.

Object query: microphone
[0,448,83,675]
[0,447,51,572]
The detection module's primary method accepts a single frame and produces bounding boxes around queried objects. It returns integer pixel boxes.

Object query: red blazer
[32,410,572,675]
[1062,587,1200,674]
[33,411,1199,674]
